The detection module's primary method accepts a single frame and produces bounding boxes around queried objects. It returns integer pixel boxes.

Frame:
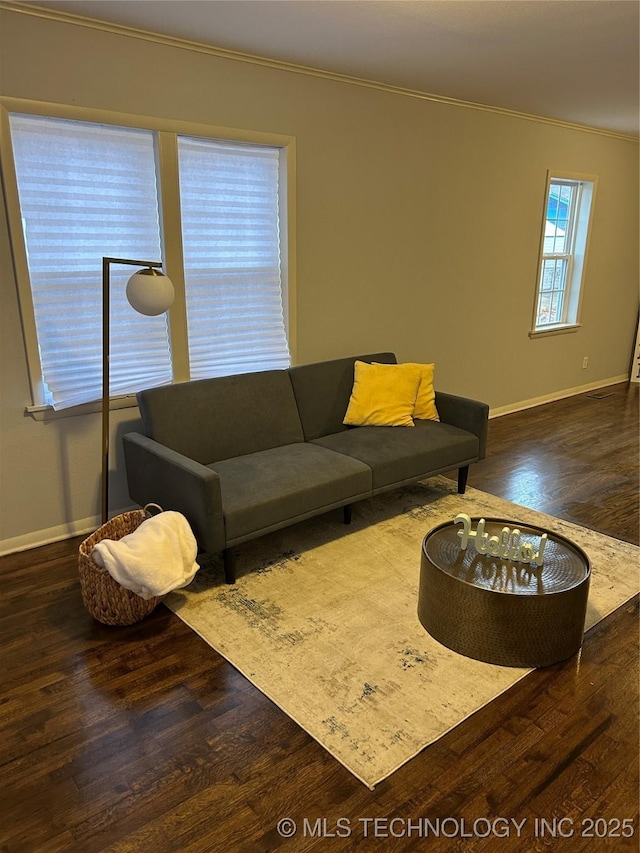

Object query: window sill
[25,394,139,421]
[529,323,581,339]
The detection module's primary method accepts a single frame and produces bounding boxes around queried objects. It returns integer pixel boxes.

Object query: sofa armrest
[123,432,226,554]
[435,392,489,460]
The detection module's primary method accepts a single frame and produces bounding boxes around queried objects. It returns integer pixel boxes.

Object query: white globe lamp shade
[126,267,175,316]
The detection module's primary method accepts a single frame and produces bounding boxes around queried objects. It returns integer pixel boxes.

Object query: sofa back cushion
[137,370,304,464]
[288,353,397,440]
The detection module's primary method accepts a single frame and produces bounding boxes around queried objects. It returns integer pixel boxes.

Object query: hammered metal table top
[423,517,590,597]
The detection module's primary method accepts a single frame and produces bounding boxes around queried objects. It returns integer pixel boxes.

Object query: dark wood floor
[1,383,638,852]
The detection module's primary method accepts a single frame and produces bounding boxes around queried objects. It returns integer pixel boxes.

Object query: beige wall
[1,8,638,551]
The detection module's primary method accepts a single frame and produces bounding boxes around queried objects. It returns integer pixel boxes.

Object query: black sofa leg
[457,465,469,494]
[223,548,236,584]
[343,504,352,525]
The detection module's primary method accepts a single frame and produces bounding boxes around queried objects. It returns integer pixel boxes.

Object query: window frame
[0,97,297,418]
[530,170,597,338]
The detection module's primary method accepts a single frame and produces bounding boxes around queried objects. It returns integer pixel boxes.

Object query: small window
[531,172,597,335]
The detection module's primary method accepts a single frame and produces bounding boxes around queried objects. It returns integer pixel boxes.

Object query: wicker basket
[78,507,162,626]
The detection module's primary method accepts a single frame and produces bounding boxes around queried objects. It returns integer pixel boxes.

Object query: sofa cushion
[288,352,397,441]
[343,361,422,427]
[312,420,479,490]
[210,443,373,542]
[137,370,304,464]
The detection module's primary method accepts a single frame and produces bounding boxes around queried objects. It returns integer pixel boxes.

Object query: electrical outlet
[582,356,589,369]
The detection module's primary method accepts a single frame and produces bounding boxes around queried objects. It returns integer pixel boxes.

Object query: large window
[531,171,597,335]
[0,102,294,411]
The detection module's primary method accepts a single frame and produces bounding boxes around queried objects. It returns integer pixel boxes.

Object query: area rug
[165,476,639,789]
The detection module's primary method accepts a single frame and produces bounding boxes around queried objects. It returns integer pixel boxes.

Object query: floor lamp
[102,257,174,524]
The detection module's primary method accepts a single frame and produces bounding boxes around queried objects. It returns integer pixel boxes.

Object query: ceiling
[17,0,640,137]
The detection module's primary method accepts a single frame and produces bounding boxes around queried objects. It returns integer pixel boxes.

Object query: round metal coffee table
[418,518,591,667]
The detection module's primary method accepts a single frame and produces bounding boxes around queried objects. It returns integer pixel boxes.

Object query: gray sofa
[123,352,489,583]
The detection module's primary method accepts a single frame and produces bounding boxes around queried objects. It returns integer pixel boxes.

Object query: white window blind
[6,109,292,412]
[177,136,290,378]
[9,114,171,409]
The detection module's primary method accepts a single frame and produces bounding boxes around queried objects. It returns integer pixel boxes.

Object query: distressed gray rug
[165,476,639,789]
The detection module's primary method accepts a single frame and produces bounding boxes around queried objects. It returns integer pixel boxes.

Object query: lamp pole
[101,257,173,524]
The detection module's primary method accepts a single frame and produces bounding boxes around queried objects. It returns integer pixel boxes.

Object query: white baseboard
[489,374,630,418]
[0,506,136,557]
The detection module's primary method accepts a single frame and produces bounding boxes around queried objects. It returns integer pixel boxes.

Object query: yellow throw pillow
[343,361,422,427]
[405,362,440,421]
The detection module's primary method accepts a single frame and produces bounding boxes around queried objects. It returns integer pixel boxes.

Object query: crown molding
[1,1,637,143]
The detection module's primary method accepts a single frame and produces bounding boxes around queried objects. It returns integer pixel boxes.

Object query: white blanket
[93,511,199,600]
